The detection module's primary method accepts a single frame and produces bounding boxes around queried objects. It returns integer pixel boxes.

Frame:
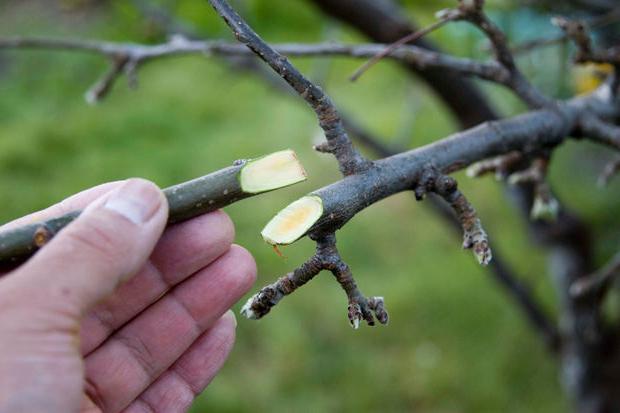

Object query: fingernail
[225,310,237,328]
[104,179,162,224]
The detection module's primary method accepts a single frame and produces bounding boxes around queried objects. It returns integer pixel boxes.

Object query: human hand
[0,179,256,413]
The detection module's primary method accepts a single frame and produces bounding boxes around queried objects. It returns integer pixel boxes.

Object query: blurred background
[1,0,619,411]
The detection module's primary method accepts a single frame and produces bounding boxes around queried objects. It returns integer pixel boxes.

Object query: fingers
[9,179,168,319]
[121,313,236,413]
[80,210,234,354]
[84,245,256,413]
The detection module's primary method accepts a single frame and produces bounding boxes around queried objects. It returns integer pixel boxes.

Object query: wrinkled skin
[0,179,256,413]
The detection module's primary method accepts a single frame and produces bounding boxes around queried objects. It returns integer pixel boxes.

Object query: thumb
[12,178,168,316]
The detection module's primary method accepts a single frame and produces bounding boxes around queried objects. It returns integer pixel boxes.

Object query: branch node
[84,55,130,105]
[313,141,332,154]
[466,151,524,180]
[418,167,492,266]
[368,296,389,325]
[243,232,388,327]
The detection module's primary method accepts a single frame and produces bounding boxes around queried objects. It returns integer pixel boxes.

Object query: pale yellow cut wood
[240,149,307,193]
[261,195,323,245]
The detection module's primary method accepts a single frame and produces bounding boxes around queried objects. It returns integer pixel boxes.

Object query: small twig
[553,16,620,65]
[241,233,388,328]
[512,7,620,55]
[466,151,524,180]
[349,16,453,82]
[454,0,552,108]
[0,37,516,101]
[512,34,567,55]
[414,167,492,265]
[570,250,620,299]
[206,0,370,176]
[507,157,559,222]
[240,254,323,320]
[552,17,595,63]
[84,55,130,104]
[345,122,559,350]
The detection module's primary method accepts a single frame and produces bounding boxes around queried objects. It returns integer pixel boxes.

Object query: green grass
[1,1,619,412]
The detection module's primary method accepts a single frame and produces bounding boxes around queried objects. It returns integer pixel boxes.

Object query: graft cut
[240,149,307,193]
[261,195,323,245]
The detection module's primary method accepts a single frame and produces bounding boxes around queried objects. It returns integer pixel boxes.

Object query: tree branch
[349,14,456,82]
[449,0,554,108]
[206,0,369,177]
[287,89,618,243]
[580,114,620,150]
[511,6,620,55]
[414,169,491,265]
[241,232,388,328]
[348,126,560,350]
[0,37,513,102]
[306,0,499,128]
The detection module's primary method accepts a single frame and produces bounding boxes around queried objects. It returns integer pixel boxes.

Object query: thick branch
[348,126,559,349]
[272,88,618,242]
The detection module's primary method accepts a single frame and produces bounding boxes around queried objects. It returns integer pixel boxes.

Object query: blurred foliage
[1,0,620,412]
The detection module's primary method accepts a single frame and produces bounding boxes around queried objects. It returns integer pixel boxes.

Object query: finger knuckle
[63,221,121,262]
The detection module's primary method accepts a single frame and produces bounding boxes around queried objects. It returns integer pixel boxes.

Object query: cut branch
[0,149,306,267]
